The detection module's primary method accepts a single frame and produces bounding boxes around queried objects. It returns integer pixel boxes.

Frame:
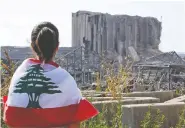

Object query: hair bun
[31,22,59,63]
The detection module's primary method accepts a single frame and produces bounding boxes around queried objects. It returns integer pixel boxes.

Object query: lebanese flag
[3,58,98,128]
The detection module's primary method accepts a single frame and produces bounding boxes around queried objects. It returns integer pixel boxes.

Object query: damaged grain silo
[71,11,185,90]
[72,10,162,62]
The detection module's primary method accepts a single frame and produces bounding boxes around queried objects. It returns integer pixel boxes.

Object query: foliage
[81,59,130,128]
[140,106,165,128]
[1,49,16,127]
[1,50,16,96]
[175,88,185,96]
[175,107,185,128]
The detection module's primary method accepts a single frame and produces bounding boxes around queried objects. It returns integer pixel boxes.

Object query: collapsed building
[72,10,162,62]
[133,51,185,91]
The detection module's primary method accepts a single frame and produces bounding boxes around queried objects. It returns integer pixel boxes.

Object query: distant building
[1,46,77,61]
[72,11,162,60]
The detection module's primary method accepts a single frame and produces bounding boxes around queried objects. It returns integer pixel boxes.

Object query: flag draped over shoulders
[3,58,98,128]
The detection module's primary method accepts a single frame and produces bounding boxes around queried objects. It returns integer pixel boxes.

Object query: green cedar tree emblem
[13,64,62,108]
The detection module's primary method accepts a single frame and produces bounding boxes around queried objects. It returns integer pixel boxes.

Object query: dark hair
[31,22,59,63]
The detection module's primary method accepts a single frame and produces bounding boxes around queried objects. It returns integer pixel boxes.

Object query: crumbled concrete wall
[92,97,159,123]
[92,97,159,111]
[125,91,174,102]
[72,11,162,60]
[165,95,185,103]
[82,90,174,102]
[122,102,185,128]
[128,46,140,61]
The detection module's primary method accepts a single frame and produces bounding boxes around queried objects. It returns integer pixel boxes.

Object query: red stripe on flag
[3,96,99,128]
[28,58,59,67]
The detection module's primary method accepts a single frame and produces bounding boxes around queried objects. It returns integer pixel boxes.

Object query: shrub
[140,106,165,128]
[1,50,16,128]
[175,107,185,128]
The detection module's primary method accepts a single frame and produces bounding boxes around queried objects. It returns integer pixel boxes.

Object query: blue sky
[0,0,185,53]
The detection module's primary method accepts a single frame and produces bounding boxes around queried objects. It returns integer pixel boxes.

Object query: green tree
[14,64,62,108]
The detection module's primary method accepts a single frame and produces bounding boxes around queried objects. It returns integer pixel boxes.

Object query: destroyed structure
[133,51,185,91]
[72,11,162,62]
[70,11,185,90]
[1,11,185,91]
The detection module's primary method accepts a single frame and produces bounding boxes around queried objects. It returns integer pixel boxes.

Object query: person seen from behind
[3,22,99,128]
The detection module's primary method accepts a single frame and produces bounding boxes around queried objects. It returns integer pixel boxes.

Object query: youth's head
[31,22,59,63]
